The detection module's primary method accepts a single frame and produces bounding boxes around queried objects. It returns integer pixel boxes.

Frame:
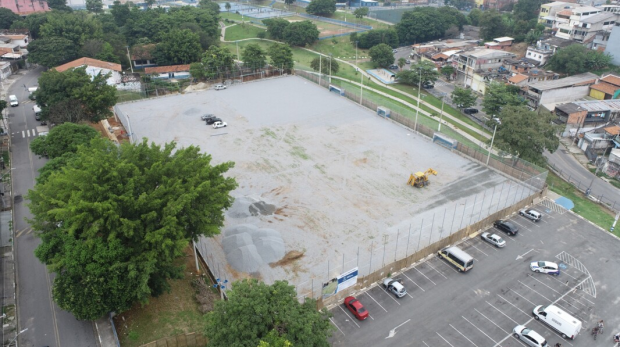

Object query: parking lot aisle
[449,323,480,346]
[460,316,501,346]
[335,305,362,328]
[516,279,556,302]
[400,272,427,292]
[329,317,346,336]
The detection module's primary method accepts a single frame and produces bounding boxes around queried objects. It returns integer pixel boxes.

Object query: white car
[513,325,549,347]
[214,84,226,90]
[383,278,406,298]
[519,208,542,222]
[530,261,560,276]
[480,232,506,248]
[212,121,227,129]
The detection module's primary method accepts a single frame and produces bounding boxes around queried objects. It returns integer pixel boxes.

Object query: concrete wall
[540,85,591,107]
[590,89,606,100]
[605,25,620,66]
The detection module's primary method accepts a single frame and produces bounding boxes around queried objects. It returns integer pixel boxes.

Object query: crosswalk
[11,128,41,138]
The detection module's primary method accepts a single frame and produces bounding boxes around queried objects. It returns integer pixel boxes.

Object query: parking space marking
[463,240,488,257]
[559,294,589,309]
[462,316,498,345]
[530,319,575,346]
[422,342,430,347]
[450,323,479,346]
[511,289,536,306]
[540,198,568,215]
[528,274,562,295]
[510,219,529,232]
[474,308,510,334]
[485,301,519,324]
[517,280,552,302]
[329,317,345,336]
[558,269,578,281]
[497,294,530,317]
[414,266,437,285]
[402,272,426,292]
[436,332,456,347]
[378,286,402,305]
[518,216,542,228]
[436,257,461,274]
[425,260,448,279]
[556,251,596,298]
[364,292,388,313]
[338,306,361,328]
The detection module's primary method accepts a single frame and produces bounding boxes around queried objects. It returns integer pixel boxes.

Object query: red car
[344,296,369,320]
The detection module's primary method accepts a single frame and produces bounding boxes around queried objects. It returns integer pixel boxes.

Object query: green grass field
[224,23,266,41]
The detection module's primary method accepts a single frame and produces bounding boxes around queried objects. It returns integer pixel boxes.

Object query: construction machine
[407,168,438,188]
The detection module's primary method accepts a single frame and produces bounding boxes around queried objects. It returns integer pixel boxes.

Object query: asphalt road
[330,200,620,346]
[10,67,98,347]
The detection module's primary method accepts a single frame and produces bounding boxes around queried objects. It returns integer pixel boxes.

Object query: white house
[54,57,122,87]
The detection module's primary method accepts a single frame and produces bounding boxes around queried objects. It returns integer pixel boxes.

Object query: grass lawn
[546,171,617,234]
[224,23,266,41]
[330,11,393,30]
[220,11,245,22]
[311,36,370,61]
[117,90,144,103]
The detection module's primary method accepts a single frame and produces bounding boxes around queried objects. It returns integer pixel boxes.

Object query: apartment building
[455,48,516,93]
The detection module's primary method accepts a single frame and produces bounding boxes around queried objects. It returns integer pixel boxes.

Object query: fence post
[451,203,458,235]
[416,219,424,252]
[469,195,478,225]
[440,208,447,237]
[369,241,374,273]
[429,212,436,244]
[405,224,411,257]
[394,229,399,261]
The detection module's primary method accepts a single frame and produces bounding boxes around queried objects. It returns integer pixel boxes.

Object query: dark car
[494,220,519,235]
[463,108,478,114]
[201,114,215,121]
[205,117,222,125]
[389,64,399,70]
[422,82,434,89]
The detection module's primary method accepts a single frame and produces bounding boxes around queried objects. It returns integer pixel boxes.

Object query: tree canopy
[352,28,399,49]
[263,18,290,40]
[306,0,336,16]
[0,8,21,29]
[153,28,203,65]
[492,106,560,166]
[268,43,294,70]
[395,7,467,44]
[283,20,319,47]
[368,43,394,68]
[27,36,79,68]
[310,55,339,75]
[28,138,238,320]
[29,123,99,159]
[395,61,439,86]
[242,43,267,69]
[482,82,525,116]
[194,45,235,80]
[444,0,475,10]
[546,44,612,76]
[478,9,507,41]
[204,279,333,347]
[451,87,477,109]
[353,7,369,19]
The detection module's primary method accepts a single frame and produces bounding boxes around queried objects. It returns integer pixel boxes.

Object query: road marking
[436,332,456,347]
[402,273,425,292]
[485,301,519,324]
[510,220,528,231]
[474,308,509,333]
[462,316,497,344]
[338,305,360,328]
[463,240,488,257]
[436,257,461,274]
[365,292,388,312]
[511,289,536,306]
[450,323,479,346]
[379,285,401,305]
[414,266,437,285]
[528,274,562,295]
[385,319,410,339]
[422,342,430,347]
[425,260,448,279]
[515,249,534,261]
[518,280,552,302]
[16,228,32,237]
[329,317,345,336]
[21,130,25,137]
[497,294,530,316]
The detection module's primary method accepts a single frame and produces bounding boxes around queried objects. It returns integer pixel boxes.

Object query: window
[560,29,570,33]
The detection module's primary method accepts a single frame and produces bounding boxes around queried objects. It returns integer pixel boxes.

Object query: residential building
[0,61,11,80]
[602,4,620,14]
[521,72,598,110]
[130,44,157,69]
[0,34,28,48]
[604,24,620,65]
[589,74,620,99]
[539,1,580,27]
[144,64,191,79]
[54,57,123,87]
[587,30,611,51]
[554,99,620,136]
[455,48,516,92]
[508,74,529,87]
[555,6,602,40]
[570,12,616,43]
[0,0,50,15]
[484,36,514,50]
[524,36,573,65]
[0,41,26,60]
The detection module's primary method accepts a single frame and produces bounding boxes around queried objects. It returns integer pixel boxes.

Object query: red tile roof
[509,74,528,84]
[590,82,619,95]
[144,64,191,74]
[604,125,620,136]
[54,57,122,73]
[0,0,50,15]
[601,74,620,87]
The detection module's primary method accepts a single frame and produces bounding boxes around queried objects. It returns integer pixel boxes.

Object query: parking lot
[330,201,620,347]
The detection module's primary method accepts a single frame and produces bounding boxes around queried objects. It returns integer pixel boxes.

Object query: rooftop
[509,74,529,84]
[556,102,586,114]
[462,48,515,58]
[528,72,598,91]
[0,0,50,15]
[574,99,620,111]
[558,9,573,15]
[590,82,620,95]
[144,64,191,74]
[604,125,620,136]
[572,6,600,13]
[55,57,122,73]
[581,12,616,23]
[601,74,620,86]
[493,36,514,42]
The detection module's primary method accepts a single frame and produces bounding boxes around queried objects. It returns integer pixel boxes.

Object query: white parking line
[450,323,479,346]
[436,332,456,347]
[436,258,461,274]
[465,241,489,257]
[497,294,530,316]
[518,280,552,302]
[510,220,528,231]
[414,266,437,285]
[422,341,431,347]
[558,270,578,281]
[462,316,498,344]
[21,130,25,138]
[425,260,448,279]
[485,301,519,324]
[474,308,510,334]
[330,317,345,336]
[528,275,562,295]
[379,285,402,305]
[365,292,388,312]
[402,272,425,292]
[338,306,360,328]
[511,289,536,306]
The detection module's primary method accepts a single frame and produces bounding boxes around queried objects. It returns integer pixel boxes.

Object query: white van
[438,246,474,272]
[33,105,42,120]
[533,304,582,339]
[9,95,18,107]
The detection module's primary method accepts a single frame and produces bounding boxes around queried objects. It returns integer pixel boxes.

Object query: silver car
[480,232,506,248]
[519,208,542,222]
[513,325,548,347]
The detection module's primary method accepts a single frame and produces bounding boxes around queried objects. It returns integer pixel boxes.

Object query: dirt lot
[115,76,519,298]
[286,15,358,38]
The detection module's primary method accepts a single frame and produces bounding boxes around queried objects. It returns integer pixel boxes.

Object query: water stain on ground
[249,201,276,216]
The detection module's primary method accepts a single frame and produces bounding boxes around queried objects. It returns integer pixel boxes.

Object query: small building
[54,57,123,87]
[144,64,191,79]
[589,74,620,100]
[0,34,28,48]
[605,24,620,66]
[508,74,529,86]
[130,44,157,69]
[525,36,573,65]
[0,0,50,15]
[539,1,579,27]
[522,72,599,110]
[455,48,516,92]
[554,99,620,136]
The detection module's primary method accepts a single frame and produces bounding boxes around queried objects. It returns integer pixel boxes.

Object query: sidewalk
[559,137,591,167]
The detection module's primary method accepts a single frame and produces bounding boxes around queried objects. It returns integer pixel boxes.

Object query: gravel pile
[222,224,285,273]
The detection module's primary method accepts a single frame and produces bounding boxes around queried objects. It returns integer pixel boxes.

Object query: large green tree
[263,18,290,40]
[395,7,466,45]
[445,0,475,10]
[305,0,336,16]
[268,43,294,70]
[241,43,267,70]
[197,45,235,79]
[310,55,339,74]
[482,82,526,116]
[10,13,48,39]
[451,87,477,109]
[512,0,542,22]
[0,8,21,29]
[47,0,72,11]
[395,61,439,85]
[30,123,99,159]
[493,106,560,166]
[354,28,399,49]
[546,44,612,75]
[368,43,394,68]
[37,67,118,123]
[479,9,507,41]
[353,7,369,19]
[153,29,202,65]
[29,138,237,320]
[468,8,482,26]
[80,39,121,63]
[204,279,333,347]
[39,12,103,46]
[28,37,79,68]
[283,20,319,47]
[86,0,104,14]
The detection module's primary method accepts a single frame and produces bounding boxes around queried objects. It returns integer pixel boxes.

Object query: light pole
[213,278,228,300]
[329,53,332,83]
[236,40,240,61]
[355,40,358,67]
[319,54,322,84]
[415,67,422,133]
[8,328,28,346]
[486,123,497,166]
[438,92,446,132]
[360,72,364,105]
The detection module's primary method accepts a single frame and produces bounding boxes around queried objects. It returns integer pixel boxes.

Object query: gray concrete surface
[116,76,532,296]
[330,200,619,346]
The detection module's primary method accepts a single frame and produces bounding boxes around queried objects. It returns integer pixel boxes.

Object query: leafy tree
[395,7,466,45]
[189,62,207,80]
[204,279,333,347]
[284,0,295,5]
[397,57,406,70]
[283,20,319,47]
[241,43,266,70]
[451,87,477,109]
[263,18,290,40]
[81,39,121,63]
[37,67,118,123]
[145,0,156,7]
[110,1,131,27]
[468,8,482,26]
[493,106,560,166]
[153,29,202,65]
[525,29,543,44]
[353,7,369,19]
[47,0,72,11]
[0,100,6,118]
[28,37,79,68]
[546,44,612,75]
[39,12,103,46]
[37,153,77,184]
[259,331,293,347]
[0,8,21,29]
[482,82,525,116]
[355,28,399,49]
[479,9,507,41]
[512,0,542,22]
[369,43,394,68]
[268,43,294,70]
[225,2,231,11]
[198,0,220,14]
[441,65,455,80]
[306,0,336,16]
[29,138,238,320]
[30,123,99,159]
[395,60,439,85]
[86,0,104,14]
[10,13,48,39]
[310,55,339,74]
[192,45,235,80]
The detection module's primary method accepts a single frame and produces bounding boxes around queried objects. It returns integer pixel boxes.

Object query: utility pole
[126,46,134,73]
[486,123,497,165]
[329,53,332,83]
[438,93,446,132]
[415,67,421,133]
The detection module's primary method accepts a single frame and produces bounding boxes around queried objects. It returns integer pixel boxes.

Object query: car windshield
[522,328,531,335]
[358,307,366,313]
[495,236,504,242]
[538,262,545,267]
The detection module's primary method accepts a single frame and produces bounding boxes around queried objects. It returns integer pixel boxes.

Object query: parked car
[392,49,398,53]
[205,117,222,125]
[405,59,411,64]
[214,84,226,90]
[493,220,519,235]
[389,64,399,70]
[201,114,215,121]
[530,261,560,275]
[480,232,506,248]
[513,325,549,347]
[519,208,542,222]
[212,121,227,129]
[422,82,434,89]
[463,108,478,114]
[344,296,369,320]
[383,278,407,298]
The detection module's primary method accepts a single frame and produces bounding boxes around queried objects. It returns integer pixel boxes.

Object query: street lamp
[415,67,422,133]
[329,53,332,83]
[355,41,358,68]
[360,72,364,105]
[213,278,228,300]
[8,328,28,346]
[236,40,240,61]
[438,92,446,132]
[486,123,497,166]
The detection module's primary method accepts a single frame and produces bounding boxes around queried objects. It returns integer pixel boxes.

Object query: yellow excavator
[407,168,438,188]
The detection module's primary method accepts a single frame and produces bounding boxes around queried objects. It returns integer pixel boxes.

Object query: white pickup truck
[36,125,49,136]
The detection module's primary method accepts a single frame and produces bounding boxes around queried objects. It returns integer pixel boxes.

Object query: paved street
[9,67,98,347]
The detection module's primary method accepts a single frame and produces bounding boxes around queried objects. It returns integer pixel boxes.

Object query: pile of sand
[222,224,285,273]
